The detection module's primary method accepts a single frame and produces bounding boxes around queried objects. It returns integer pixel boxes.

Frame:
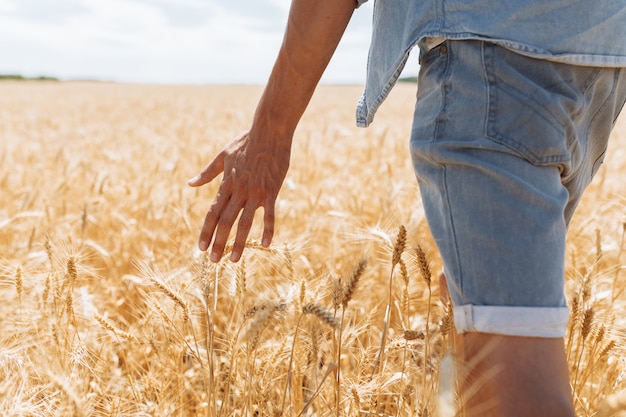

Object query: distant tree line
[0,74,59,81]
[398,76,418,83]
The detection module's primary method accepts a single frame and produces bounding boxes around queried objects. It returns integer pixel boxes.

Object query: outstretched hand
[187,0,355,263]
[188,130,292,263]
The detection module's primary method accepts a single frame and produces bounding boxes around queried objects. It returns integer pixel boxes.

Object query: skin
[440,273,575,417]
[189,1,576,415]
[187,0,357,263]
[458,333,575,417]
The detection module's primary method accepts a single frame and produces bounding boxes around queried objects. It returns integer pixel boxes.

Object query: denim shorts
[410,40,626,337]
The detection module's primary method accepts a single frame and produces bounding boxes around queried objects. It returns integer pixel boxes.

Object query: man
[188,0,626,415]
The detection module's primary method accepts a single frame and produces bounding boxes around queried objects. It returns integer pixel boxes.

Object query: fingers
[203,198,240,262]
[201,197,275,263]
[198,191,229,253]
[191,130,284,262]
[230,203,257,262]
[262,201,275,248]
[188,153,224,187]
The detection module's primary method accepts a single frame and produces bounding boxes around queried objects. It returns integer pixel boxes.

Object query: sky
[0,0,397,85]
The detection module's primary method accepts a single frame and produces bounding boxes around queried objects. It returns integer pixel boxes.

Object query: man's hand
[188,131,291,263]
[189,0,355,262]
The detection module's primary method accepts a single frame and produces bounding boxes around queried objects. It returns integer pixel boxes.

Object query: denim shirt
[355,0,626,127]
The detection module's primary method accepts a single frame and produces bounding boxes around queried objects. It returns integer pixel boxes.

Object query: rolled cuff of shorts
[453,305,570,338]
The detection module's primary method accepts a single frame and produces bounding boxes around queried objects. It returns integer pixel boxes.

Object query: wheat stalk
[94,312,139,342]
[372,226,407,377]
[303,303,339,329]
[342,258,367,308]
[148,275,190,321]
[415,245,433,410]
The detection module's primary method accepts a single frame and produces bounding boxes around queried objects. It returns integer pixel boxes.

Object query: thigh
[409,40,609,336]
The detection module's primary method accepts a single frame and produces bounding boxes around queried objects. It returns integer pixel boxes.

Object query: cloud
[0,0,376,84]
[129,0,213,28]
[4,0,89,23]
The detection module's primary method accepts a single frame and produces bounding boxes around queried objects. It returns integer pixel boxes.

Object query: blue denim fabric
[356,0,626,127]
[409,40,626,337]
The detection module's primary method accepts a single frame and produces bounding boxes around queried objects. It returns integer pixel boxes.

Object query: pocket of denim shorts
[484,45,592,167]
[415,42,450,124]
[419,41,448,66]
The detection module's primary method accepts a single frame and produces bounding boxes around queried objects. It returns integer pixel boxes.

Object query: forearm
[189,0,358,261]
[251,0,357,139]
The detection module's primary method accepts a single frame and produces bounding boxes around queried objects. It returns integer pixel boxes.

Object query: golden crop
[0,81,625,416]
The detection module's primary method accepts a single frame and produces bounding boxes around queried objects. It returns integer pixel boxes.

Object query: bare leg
[458,333,574,417]
[438,273,575,417]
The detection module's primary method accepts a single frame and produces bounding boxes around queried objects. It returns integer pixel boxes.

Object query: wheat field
[0,81,625,416]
